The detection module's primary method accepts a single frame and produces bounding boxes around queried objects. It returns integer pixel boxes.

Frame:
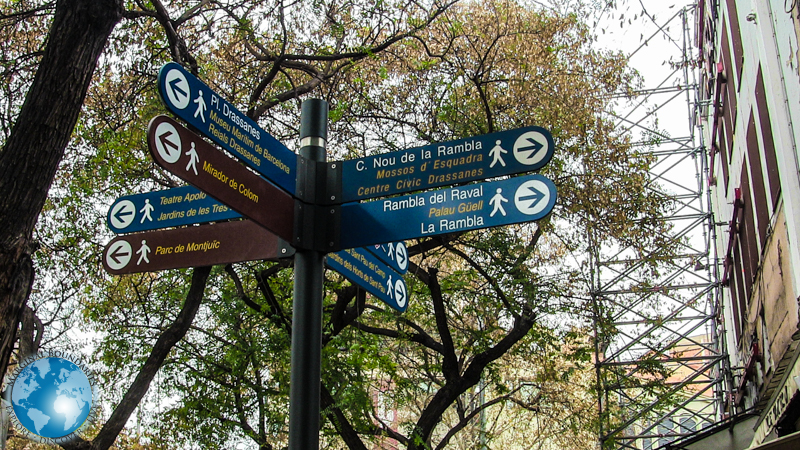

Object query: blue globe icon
[10,356,93,438]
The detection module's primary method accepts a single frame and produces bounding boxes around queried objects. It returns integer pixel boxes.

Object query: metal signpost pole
[288,99,328,450]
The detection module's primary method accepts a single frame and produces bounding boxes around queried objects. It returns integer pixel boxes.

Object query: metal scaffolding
[592,5,729,449]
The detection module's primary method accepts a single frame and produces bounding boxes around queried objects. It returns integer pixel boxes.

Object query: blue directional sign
[339,174,557,249]
[108,186,242,234]
[340,126,554,202]
[365,242,408,275]
[327,247,408,312]
[157,62,297,195]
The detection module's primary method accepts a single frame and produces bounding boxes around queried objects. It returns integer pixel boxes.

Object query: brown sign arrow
[147,115,294,241]
[102,219,294,275]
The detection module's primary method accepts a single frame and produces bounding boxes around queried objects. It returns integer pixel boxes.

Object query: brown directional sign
[102,220,294,275]
[147,115,294,241]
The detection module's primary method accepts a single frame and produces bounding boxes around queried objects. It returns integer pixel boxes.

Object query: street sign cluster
[102,62,558,314]
[104,62,558,450]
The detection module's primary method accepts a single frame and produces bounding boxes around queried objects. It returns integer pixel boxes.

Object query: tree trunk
[0,0,123,383]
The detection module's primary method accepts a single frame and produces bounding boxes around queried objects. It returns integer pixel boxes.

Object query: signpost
[107,63,560,450]
[102,220,293,275]
[327,247,408,311]
[147,115,295,241]
[107,185,240,234]
[339,173,557,249]
[339,126,554,202]
[157,62,298,194]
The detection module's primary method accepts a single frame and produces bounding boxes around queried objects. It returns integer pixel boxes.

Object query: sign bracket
[293,201,340,252]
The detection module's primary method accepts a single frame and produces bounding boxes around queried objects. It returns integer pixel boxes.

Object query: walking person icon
[193,90,207,123]
[139,199,154,223]
[386,275,395,299]
[186,142,199,175]
[489,140,507,168]
[489,188,508,217]
[136,240,151,265]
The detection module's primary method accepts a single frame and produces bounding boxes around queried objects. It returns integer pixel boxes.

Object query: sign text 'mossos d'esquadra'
[340,126,554,202]
[157,62,297,195]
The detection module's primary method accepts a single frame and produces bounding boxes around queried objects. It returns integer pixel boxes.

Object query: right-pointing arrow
[518,185,544,208]
[517,137,544,159]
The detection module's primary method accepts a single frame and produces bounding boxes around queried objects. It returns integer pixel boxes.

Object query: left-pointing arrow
[168,78,188,99]
[109,200,136,230]
[114,208,133,222]
[109,246,129,265]
[105,241,132,271]
[154,121,182,164]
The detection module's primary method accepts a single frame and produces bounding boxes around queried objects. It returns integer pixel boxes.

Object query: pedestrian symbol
[489,140,507,168]
[136,240,151,265]
[139,199,154,223]
[164,68,190,110]
[193,91,206,123]
[185,142,199,175]
[387,275,395,299]
[489,188,508,217]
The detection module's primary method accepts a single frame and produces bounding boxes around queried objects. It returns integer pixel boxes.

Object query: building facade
[698,0,800,447]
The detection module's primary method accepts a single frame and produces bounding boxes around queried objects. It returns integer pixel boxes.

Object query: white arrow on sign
[514,179,550,215]
[394,279,408,308]
[513,131,548,166]
[109,200,136,230]
[164,68,190,110]
[106,240,132,271]
[395,244,408,272]
[155,121,182,164]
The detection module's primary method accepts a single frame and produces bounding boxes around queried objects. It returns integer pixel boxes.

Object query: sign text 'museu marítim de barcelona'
[158,62,297,195]
[340,126,554,202]
[339,173,557,249]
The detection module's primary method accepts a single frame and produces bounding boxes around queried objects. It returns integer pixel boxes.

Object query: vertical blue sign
[157,62,297,195]
[365,242,409,275]
[327,247,408,312]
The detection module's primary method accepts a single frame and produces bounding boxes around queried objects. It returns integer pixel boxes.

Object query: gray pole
[289,98,328,450]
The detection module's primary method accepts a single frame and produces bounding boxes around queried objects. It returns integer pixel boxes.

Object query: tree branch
[77,265,212,450]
